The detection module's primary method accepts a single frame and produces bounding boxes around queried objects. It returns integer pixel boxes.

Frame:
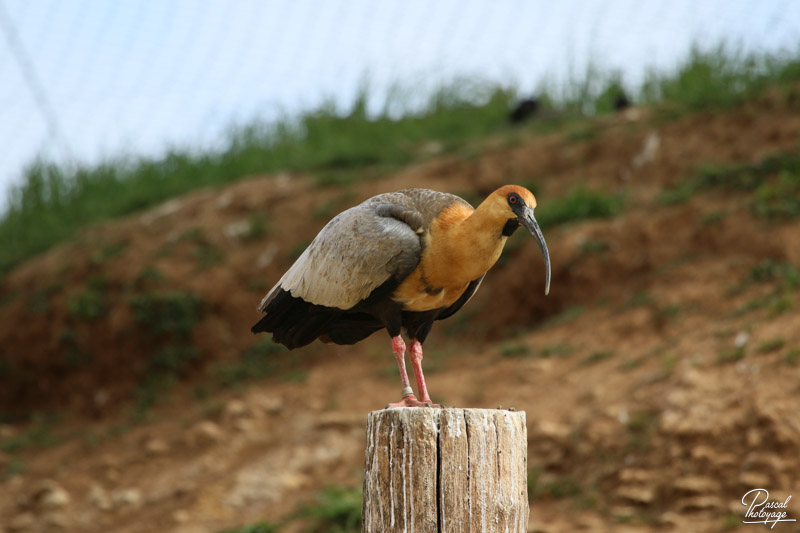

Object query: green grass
[0,414,60,453]
[657,304,684,322]
[541,305,584,327]
[540,343,574,358]
[578,239,610,255]
[528,468,583,500]
[618,357,642,371]
[718,346,746,364]
[192,241,225,269]
[218,486,361,533]
[757,338,785,354]
[127,290,205,414]
[498,342,532,358]
[295,486,362,533]
[2,456,26,481]
[217,523,278,533]
[700,210,728,226]
[626,408,660,451]
[0,84,516,274]
[536,186,625,229]
[580,351,615,366]
[625,290,654,308]
[2,45,800,274]
[132,373,176,421]
[731,259,800,317]
[58,327,91,368]
[0,288,19,308]
[641,43,800,111]
[564,126,598,143]
[129,291,204,341]
[722,513,743,530]
[174,227,226,269]
[660,150,800,211]
[215,339,290,387]
[656,181,696,205]
[147,345,201,374]
[27,289,52,315]
[67,276,108,320]
[90,240,128,265]
[748,259,800,289]
[134,265,165,287]
[653,354,678,382]
[752,170,800,219]
[243,213,270,241]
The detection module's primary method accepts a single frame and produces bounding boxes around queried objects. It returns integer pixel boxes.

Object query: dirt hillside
[1,88,800,532]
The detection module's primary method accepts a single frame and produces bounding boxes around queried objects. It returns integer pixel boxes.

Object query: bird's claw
[385,395,444,408]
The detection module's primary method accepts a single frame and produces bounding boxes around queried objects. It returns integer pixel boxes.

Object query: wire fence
[2,0,800,205]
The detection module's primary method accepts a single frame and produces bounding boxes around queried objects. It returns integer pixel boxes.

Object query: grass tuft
[541,343,574,358]
[756,338,785,354]
[498,342,532,358]
[0,414,60,453]
[529,468,584,500]
[216,339,291,387]
[580,351,615,366]
[718,346,746,364]
[129,291,204,341]
[67,276,108,320]
[217,523,278,533]
[127,291,205,414]
[626,408,660,451]
[295,486,362,533]
[661,150,800,212]
[536,186,624,229]
[641,43,800,111]
[2,456,26,481]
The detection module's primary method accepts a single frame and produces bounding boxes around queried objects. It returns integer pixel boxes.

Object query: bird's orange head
[478,185,539,221]
[480,184,551,295]
[494,184,538,209]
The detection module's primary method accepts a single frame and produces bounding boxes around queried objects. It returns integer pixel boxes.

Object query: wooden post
[362,408,528,533]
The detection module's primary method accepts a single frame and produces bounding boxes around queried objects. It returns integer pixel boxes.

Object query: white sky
[1,0,799,209]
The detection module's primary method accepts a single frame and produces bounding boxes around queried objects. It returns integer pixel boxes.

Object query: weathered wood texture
[362,408,528,533]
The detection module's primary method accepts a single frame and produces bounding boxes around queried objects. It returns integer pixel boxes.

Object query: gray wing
[257,193,427,312]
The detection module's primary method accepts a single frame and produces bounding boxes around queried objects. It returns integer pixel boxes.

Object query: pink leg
[409,338,442,407]
[385,336,430,408]
[392,336,413,395]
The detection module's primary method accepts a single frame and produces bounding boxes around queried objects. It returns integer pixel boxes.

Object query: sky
[1,0,799,209]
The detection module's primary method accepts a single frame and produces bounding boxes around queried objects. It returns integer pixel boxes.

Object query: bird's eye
[508,195,518,205]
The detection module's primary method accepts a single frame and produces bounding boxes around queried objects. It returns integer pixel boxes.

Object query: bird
[251,185,551,408]
[508,97,539,124]
[614,92,631,112]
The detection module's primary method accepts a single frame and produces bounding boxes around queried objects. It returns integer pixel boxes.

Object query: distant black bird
[508,97,539,124]
[614,92,631,112]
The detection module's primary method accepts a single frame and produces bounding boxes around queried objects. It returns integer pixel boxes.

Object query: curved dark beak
[518,206,551,295]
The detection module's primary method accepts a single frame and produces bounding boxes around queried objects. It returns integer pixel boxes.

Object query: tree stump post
[362,408,528,533]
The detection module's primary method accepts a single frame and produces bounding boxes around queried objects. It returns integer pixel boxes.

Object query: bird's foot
[385,395,443,409]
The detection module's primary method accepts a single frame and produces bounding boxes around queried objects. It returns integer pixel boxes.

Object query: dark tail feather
[251,313,272,334]
[278,312,339,349]
[321,323,383,345]
[251,289,341,350]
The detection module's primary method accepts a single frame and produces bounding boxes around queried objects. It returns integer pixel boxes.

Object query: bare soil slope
[1,89,800,532]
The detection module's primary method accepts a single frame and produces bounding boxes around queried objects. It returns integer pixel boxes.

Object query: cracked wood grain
[363,408,528,533]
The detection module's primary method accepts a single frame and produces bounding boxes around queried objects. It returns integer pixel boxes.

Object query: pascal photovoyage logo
[741,489,796,529]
